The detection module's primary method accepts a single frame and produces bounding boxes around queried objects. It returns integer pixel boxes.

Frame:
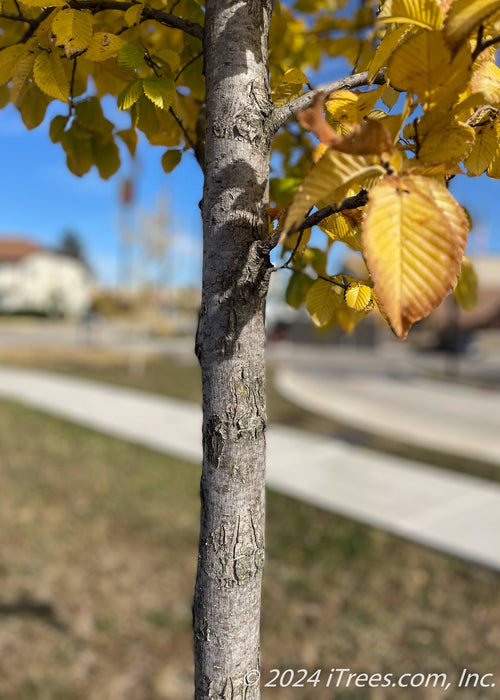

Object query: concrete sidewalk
[270,344,500,466]
[0,366,499,571]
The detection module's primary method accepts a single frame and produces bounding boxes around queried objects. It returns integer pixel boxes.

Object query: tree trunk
[193,1,274,697]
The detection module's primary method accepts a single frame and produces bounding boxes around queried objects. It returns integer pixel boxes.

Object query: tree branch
[472,32,500,61]
[169,106,197,152]
[263,189,368,254]
[295,189,368,233]
[174,50,203,82]
[270,68,386,133]
[281,265,348,291]
[0,12,34,24]
[21,8,53,42]
[67,0,203,41]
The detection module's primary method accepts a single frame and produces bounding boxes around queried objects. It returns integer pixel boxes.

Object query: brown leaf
[341,209,364,227]
[298,94,395,156]
[298,93,339,144]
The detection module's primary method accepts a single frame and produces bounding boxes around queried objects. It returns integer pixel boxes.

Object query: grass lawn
[1,398,500,699]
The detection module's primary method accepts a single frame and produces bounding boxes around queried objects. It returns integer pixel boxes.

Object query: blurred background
[1,96,500,699]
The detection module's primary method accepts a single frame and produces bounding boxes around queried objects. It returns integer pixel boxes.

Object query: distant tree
[58,230,88,268]
[0,0,496,696]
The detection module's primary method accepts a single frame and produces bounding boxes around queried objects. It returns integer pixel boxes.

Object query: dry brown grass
[0,398,499,699]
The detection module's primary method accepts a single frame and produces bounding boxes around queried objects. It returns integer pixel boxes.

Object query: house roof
[0,238,42,262]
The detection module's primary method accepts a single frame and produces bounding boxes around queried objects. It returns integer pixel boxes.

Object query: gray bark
[193,1,274,697]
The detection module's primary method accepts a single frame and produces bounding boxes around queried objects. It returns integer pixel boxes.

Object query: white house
[0,238,92,317]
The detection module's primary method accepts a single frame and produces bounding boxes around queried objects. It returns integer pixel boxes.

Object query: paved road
[270,343,500,466]
[0,366,499,571]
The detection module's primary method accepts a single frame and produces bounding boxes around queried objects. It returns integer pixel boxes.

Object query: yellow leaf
[19,0,67,6]
[336,303,371,334]
[381,85,400,109]
[387,30,470,110]
[20,84,50,129]
[368,25,411,82]
[283,150,384,235]
[363,175,470,338]
[465,121,497,175]
[306,279,342,327]
[116,128,137,157]
[452,92,489,121]
[444,0,500,49]
[325,91,358,127]
[85,33,125,62]
[0,45,27,86]
[345,282,372,311]
[319,212,363,252]
[369,112,406,143]
[52,9,93,57]
[273,68,308,108]
[33,51,69,102]
[10,50,35,106]
[372,291,392,328]
[418,114,475,162]
[403,159,464,176]
[124,3,143,27]
[471,61,500,105]
[326,87,383,123]
[453,256,478,311]
[0,84,9,109]
[486,121,500,177]
[117,79,143,110]
[326,36,363,65]
[142,77,175,111]
[376,0,443,29]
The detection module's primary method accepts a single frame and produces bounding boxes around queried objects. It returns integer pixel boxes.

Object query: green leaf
[270,176,303,207]
[453,256,478,311]
[161,149,182,173]
[75,97,113,137]
[0,84,9,109]
[118,43,145,69]
[285,272,314,308]
[117,128,137,157]
[117,79,143,110]
[49,114,69,142]
[20,85,50,129]
[302,247,327,275]
[61,127,93,176]
[92,137,120,179]
[142,77,175,111]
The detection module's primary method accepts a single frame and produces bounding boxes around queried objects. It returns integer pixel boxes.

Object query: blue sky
[0,97,204,286]
[0,79,499,287]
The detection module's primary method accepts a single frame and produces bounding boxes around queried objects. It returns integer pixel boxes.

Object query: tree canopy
[0,0,497,336]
